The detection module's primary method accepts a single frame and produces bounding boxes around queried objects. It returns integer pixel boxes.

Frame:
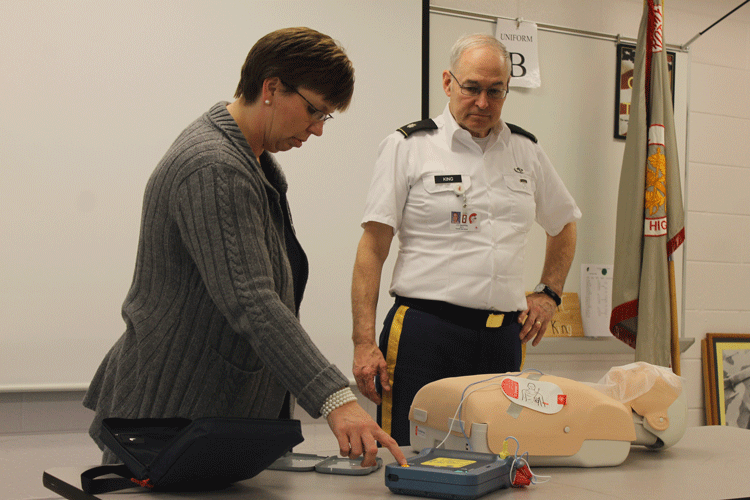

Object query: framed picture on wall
[702,333,750,427]
[614,42,676,139]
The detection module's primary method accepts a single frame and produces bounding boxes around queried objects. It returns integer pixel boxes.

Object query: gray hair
[449,33,510,75]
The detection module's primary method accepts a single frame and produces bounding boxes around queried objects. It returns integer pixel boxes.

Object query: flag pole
[668,256,680,375]
[681,0,750,50]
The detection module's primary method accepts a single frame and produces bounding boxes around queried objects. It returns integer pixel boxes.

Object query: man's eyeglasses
[449,71,509,100]
[280,79,334,123]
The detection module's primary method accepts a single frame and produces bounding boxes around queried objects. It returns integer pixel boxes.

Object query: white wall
[0,0,420,430]
[2,0,749,434]
[0,0,421,392]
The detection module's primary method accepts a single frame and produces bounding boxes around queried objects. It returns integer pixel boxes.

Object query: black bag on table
[81,417,303,494]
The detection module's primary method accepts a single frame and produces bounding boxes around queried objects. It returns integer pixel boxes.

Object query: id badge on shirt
[450,210,481,231]
[433,174,480,232]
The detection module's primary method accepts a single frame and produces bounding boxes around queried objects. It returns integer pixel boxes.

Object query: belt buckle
[486,313,505,328]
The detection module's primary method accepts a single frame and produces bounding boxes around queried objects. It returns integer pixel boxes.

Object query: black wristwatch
[533,283,562,306]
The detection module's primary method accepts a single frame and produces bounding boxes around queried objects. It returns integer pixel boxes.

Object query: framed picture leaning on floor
[702,333,750,427]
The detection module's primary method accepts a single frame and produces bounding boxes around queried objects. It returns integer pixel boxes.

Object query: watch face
[534,284,545,293]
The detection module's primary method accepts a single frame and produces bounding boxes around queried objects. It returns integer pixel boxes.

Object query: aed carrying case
[81,416,303,494]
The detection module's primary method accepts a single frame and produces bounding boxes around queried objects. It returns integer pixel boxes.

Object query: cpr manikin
[408,362,685,467]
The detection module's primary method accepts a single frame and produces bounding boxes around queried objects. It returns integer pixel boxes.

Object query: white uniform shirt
[362,105,582,311]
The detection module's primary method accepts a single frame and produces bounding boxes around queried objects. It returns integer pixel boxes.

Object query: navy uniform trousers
[377,296,522,446]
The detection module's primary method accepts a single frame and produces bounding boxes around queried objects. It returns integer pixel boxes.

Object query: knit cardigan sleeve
[172,163,348,417]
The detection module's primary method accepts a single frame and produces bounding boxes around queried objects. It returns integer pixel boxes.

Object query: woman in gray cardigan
[83,27,405,468]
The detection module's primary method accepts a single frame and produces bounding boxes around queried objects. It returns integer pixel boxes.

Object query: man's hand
[351,221,394,402]
[520,222,577,346]
[353,342,389,405]
[326,401,407,466]
[518,293,557,346]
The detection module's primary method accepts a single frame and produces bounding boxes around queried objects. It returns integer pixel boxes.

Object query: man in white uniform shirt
[351,34,581,444]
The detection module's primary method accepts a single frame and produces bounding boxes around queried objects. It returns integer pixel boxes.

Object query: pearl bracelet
[320,387,358,418]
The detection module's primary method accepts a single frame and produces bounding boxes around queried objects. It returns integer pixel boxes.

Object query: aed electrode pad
[314,456,383,475]
[267,452,328,471]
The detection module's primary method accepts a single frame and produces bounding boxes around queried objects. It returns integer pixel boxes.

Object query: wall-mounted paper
[494,18,541,88]
[580,264,613,337]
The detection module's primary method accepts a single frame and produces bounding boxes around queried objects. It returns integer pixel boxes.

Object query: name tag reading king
[435,175,463,184]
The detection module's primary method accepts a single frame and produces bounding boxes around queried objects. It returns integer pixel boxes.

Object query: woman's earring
[265,100,271,105]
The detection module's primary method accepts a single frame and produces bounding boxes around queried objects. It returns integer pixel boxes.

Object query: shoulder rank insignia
[507,123,537,143]
[397,118,438,138]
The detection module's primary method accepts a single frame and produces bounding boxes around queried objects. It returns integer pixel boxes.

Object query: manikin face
[442,46,510,138]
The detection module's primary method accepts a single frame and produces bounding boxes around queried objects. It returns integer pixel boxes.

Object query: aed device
[385,448,513,500]
[409,363,686,467]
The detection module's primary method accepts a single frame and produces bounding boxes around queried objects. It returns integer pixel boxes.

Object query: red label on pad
[502,378,519,398]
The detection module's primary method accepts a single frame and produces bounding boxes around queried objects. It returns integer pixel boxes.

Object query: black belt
[394,296,520,331]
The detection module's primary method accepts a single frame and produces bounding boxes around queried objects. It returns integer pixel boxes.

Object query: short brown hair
[235,27,354,111]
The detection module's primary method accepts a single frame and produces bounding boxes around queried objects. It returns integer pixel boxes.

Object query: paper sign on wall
[581,264,614,337]
[494,18,541,88]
